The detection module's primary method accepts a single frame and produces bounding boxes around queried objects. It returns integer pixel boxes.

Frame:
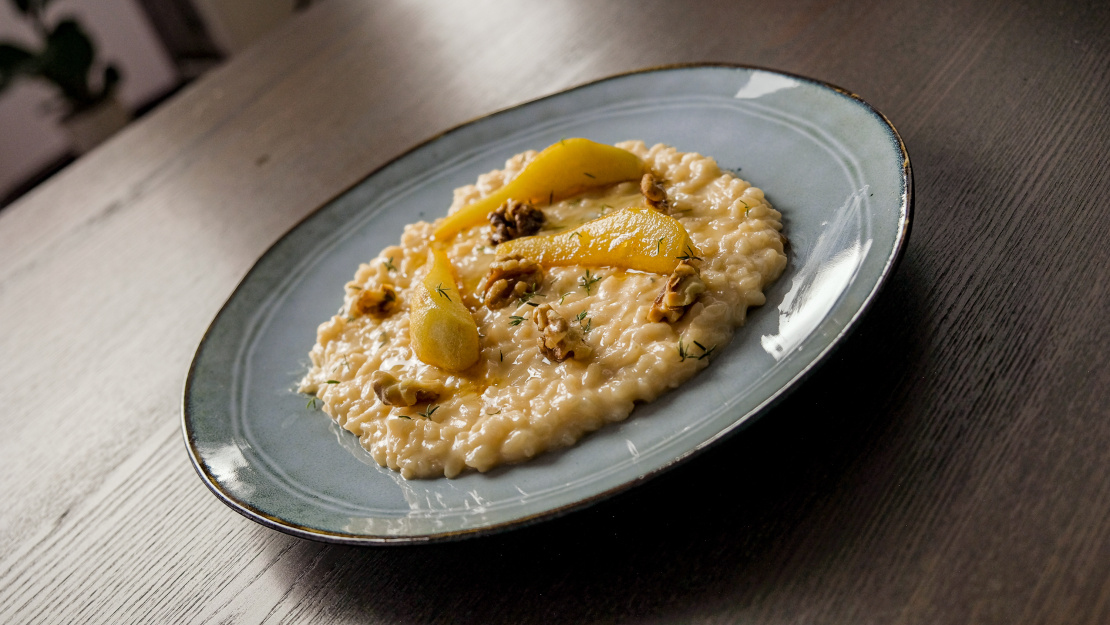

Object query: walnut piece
[641,173,669,211]
[647,260,706,323]
[479,256,544,309]
[353,284,399,318]
[533,303,592,362]
[371,370,440,407]
[489,199,545,245]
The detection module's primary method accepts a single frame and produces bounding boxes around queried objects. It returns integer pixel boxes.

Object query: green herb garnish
[509,315,526,326]
[579,269,602,295]
[383,257,397,271]
[678,338,716,361]
[434,283,451,301]
[518,283,541,305]
[676,244,703,262]
[417,405,439,419]
[677,338,697,361]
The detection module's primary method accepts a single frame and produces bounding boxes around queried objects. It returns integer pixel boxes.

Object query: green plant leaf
[39,19,96,109]
[13,0,62,17]
[99,64,119,97]
[0,43,35,91]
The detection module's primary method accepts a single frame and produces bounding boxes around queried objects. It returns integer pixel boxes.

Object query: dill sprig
[678,338,717,361]
[509,315,526,326]
[306,396,319,409]
[434,283,451,301]
[579,269,602,295]
[417,405,439,419]
[325,380,339,384]
[383,257,397,271]
[574,309,592,334]
[698,344,716,360]
[583,172,595,179]
[518,282,542,305]
[676,244,703,262]
[656,237,664,255]
[677,338,697,361]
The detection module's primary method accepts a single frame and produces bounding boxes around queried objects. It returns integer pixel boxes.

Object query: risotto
[299,140,787,478]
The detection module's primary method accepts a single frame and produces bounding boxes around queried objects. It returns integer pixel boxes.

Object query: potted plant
[0,0,127,153]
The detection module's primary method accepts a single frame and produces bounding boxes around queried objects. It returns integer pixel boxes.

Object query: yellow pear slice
[496,207,700,275]
[409,248,480,371]
[434,138,643,240]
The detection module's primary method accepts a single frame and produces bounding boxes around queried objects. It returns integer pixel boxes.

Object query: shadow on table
[267,260,931,623]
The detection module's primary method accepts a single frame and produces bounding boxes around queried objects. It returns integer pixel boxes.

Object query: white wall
[0,0,178,200]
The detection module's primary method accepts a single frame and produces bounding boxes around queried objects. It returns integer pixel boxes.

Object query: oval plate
[183,65,912,544]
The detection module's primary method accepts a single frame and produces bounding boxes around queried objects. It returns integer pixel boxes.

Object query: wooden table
[2,0,1107,622]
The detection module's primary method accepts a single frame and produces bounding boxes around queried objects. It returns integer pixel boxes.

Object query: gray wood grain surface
[1,0,1108,622]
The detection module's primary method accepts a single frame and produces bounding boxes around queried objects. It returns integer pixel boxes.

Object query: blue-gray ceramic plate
[183,65,912,544]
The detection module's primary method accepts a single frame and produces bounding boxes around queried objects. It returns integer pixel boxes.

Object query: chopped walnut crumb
[533,303,592,362]
[371,370,440,407]
[647,260,706,323]
[352,284,399,318]
[489,199,545,245]
[641,173,669,211]
[479,256,544,309]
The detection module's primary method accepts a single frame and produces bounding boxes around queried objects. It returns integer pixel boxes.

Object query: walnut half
[479,256,544,309]
[489,199,545,245]
[352,284,399,318]
[641,173,669,211]
[648,260,706,323]
[533,303,592,362]
[371,370,440,407]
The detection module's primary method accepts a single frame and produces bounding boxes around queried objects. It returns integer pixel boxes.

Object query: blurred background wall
[0,0,302,206]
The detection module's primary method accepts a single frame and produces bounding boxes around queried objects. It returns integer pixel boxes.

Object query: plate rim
[182,62,914,545]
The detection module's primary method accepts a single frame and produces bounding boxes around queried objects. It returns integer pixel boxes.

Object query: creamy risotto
[299,140,787,478]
